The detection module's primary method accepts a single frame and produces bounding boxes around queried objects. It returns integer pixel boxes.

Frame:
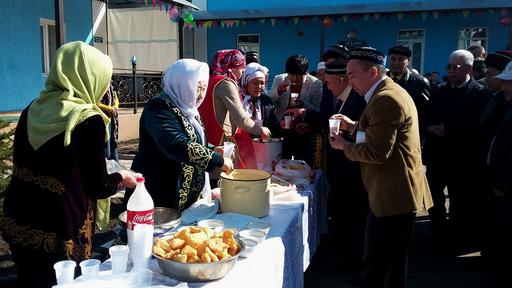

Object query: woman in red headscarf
[199,49,271,169]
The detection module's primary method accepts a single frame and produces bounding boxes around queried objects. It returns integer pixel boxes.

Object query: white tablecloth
[94,171,328,288]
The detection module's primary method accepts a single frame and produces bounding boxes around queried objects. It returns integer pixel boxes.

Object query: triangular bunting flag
[312,16,319,22]
[270,18,277,26]
[363,14,370,21]
[501,8,509,16]
[462,10,470,19]
[397,13,404,20]
[293,17,300,24]
[421,11,428,21]
[260,19,266,24]
[241,20,247,26]
[342,15,349,23]
[234,20,240,27]
[303,16,310,23]
[373,14,380,20]
[433,11,439,19]
[152,0,156,8]
[220,20,225,28]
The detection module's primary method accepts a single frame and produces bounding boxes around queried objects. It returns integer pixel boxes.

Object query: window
[458,27,487,50]
[237,34,260,55]
[397,29,425,74]
[40,18,56,75]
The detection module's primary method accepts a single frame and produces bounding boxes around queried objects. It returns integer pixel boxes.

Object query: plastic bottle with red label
[126,175,154,270]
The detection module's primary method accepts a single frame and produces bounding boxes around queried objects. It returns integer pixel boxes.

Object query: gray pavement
[305,216,498,288]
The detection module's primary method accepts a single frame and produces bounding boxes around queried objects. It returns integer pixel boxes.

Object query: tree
[0,119,14,211]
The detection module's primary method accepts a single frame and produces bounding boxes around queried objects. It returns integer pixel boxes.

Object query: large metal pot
[252,138,282,173]
[219,169,271,217]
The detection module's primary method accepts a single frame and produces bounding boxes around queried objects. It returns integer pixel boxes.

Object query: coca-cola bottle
[126,175,154,270]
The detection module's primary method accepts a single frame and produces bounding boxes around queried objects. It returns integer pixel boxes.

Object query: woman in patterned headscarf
[124,59,233,213]
[0,41,137,287]
[198,49,271,169]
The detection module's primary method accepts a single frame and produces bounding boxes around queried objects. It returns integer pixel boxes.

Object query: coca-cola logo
[133,213,153,223]
[127,209,154,230]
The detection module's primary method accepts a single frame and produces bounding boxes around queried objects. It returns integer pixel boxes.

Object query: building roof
[193,0,510,20]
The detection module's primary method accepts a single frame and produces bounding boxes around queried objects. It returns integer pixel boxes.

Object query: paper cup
[53,260,76,284]
[284,116,293,129]
[223,142,235,158]
[329,119,341,137]
[109,245,129,275]
[79,259,100,280]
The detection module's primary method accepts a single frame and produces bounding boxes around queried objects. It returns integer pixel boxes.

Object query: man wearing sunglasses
[423,49,492,253]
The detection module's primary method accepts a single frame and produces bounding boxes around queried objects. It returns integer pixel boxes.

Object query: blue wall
[0,0,92,112]
[206,11,508,80]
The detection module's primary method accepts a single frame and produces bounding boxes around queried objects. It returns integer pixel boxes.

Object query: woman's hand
[222,157,234,174]
[260,127,272,138]
[118,170,137,189]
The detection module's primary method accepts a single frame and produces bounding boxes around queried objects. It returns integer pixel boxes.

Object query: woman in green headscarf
[0,41,137,287]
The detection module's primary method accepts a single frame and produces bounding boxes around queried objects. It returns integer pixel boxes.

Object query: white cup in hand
[329,119,341,137]
[284,116,293,129]
[223,142,235,158]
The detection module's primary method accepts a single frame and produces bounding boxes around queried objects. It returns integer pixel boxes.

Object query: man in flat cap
[387,45,431,141]
[322,58,367,271]
[329,47,433,288]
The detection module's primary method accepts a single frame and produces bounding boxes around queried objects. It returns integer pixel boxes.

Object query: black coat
[423,78,491,168]
[388,69,431,138]
[488,105,512,194]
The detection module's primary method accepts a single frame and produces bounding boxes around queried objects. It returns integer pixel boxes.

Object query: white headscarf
[163,59,209,145]
[241,62,269,93]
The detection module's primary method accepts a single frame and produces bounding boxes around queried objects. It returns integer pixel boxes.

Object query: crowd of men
[252,43,512,287]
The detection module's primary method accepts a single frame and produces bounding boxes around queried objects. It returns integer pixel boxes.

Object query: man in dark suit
[322,59,367,270]
[329,47,433,288]
[424,50,492,249]
[387,46,431,140]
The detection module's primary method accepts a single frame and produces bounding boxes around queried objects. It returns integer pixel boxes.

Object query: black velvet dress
[0,107,123,287]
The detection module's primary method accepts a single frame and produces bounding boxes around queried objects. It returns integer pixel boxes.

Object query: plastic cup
[53,260,76,284]
[79,259,100,280]
[329,119,341,137]
[109,245,129,275]
[284,115,293,129]
[223,142,235,158]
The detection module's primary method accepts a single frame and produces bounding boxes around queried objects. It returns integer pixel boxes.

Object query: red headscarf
[209,49,246,81]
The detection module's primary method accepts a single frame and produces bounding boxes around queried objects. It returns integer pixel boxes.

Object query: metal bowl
[153,236,245,282]
[117,207,181,230]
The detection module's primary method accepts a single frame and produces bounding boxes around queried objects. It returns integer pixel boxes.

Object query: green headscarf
[27,41,112,150]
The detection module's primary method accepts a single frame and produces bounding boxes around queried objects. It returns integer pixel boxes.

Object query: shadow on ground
[305,217,500,288]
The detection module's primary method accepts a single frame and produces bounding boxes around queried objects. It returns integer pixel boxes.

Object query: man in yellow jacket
[329,47,433,288]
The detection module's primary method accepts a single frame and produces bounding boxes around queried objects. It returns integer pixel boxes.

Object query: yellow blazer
[344,77,433,217]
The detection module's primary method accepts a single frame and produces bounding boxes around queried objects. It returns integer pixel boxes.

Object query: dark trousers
[362,210,415,288]
[426,163,448,235]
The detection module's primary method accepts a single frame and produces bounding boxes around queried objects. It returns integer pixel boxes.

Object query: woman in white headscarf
[124,59,233,212]
[241,63,280,137]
